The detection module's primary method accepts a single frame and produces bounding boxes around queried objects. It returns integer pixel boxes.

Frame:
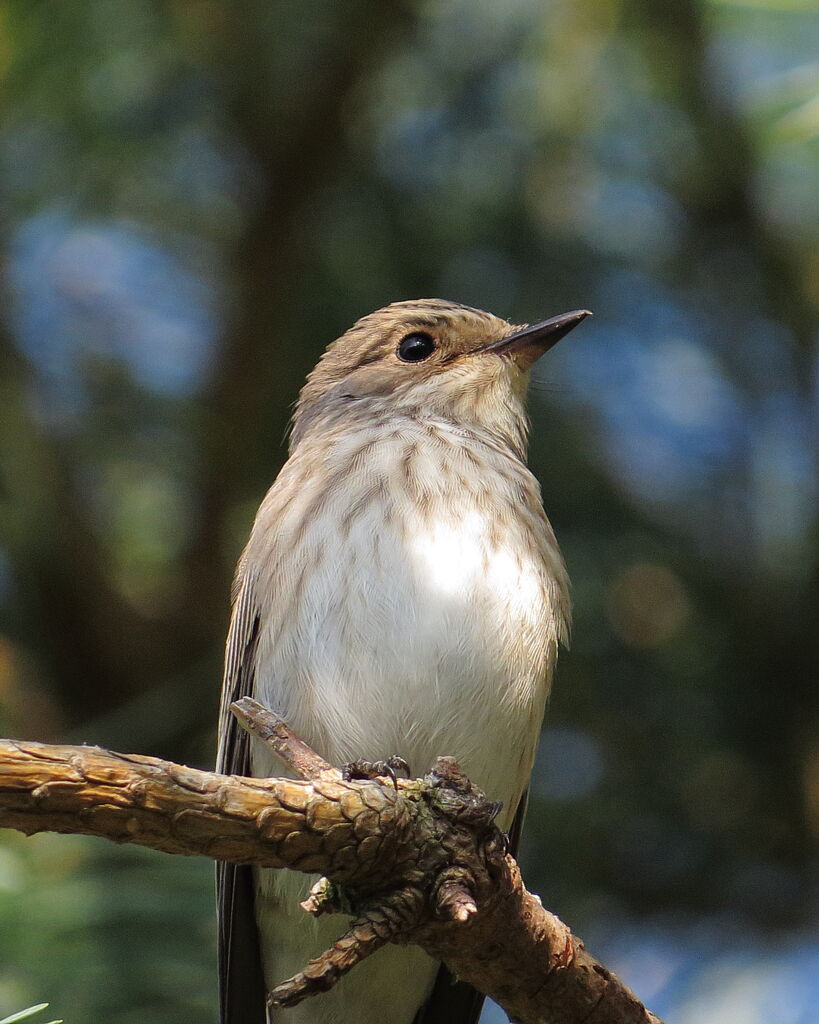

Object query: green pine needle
[0,1005,63,1024]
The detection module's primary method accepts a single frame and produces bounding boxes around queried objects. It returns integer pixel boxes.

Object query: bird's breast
[248,422,569,820]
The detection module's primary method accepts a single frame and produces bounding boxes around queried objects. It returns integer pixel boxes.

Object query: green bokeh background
[0,1,817,1020]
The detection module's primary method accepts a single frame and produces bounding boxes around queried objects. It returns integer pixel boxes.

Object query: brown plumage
[217,299,590,1024]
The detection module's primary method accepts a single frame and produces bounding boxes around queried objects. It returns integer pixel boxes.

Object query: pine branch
[0,702,661,1024]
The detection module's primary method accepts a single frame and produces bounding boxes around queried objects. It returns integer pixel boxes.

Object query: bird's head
[291,299,590,455]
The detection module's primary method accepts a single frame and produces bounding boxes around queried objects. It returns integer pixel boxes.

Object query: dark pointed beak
[479,309,592,369]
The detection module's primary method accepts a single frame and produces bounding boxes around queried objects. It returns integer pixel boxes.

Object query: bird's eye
[397,332,436,363]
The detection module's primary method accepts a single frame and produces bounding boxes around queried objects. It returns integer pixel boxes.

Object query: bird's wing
[414,788,529,1024]
[505,784,529,859]
[216,571,268,1024]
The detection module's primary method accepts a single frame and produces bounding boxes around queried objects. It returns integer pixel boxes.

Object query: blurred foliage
[0,832,213,1022]
[0,0,817,1020]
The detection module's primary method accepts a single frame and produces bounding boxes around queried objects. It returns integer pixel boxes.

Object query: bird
[216,298,590,1024]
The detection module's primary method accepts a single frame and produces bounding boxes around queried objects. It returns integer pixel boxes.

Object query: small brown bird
[217,299,590,1024]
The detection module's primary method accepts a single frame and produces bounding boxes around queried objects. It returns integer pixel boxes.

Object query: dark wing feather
[413,970,486,1024]
[414,789,529,1024]
[216,573,267,1024]
[505,785,529,860]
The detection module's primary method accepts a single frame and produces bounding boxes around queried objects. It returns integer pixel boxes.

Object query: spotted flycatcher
[216,299,590,1024]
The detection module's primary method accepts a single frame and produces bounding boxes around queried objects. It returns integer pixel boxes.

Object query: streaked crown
[291,299,588,456]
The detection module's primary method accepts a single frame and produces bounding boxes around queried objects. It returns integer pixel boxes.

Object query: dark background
[0,1,817,1021]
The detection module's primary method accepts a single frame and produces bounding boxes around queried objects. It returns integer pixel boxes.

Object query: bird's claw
[342,755,410,790]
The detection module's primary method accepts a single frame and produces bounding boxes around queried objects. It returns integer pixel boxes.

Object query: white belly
[243,424,568,1024]
[251,496,556,823]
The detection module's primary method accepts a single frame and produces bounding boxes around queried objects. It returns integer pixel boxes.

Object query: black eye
[397,332,436,363]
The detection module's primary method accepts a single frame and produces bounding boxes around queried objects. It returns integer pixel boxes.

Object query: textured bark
[0,733,661,1024]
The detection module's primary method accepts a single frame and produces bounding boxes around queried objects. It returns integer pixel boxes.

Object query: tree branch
[231,696,335,779]
[0,716,661,1024]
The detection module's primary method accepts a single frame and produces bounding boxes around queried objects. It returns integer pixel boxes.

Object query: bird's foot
[342,755,410,790]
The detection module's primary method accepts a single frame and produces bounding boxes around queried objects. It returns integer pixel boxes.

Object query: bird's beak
[478,309,592,369]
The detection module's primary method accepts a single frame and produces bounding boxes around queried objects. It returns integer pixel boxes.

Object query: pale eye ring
[397,332,436,363]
